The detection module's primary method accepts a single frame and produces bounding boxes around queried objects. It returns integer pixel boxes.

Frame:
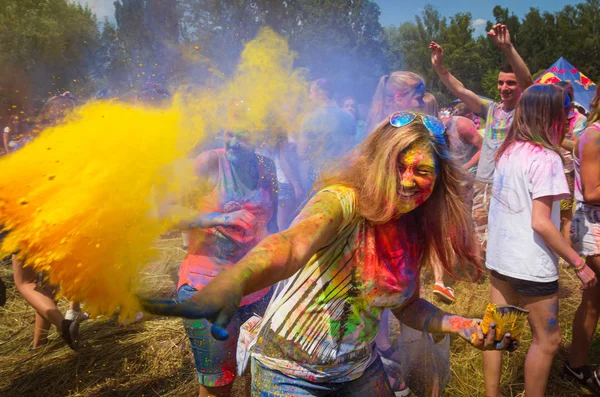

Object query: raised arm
[430,42,484,115]
[140,190,345,338]
[487,24,533,91]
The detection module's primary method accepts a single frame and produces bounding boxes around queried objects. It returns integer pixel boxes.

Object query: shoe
[393,379,410,397]
[433,283,455,304]
[564,361,600,395]
[65,310,89,322]
[61,319,80,350]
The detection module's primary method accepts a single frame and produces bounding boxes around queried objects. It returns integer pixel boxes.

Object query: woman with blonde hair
[364,72,426,136]
[142,111,515,396]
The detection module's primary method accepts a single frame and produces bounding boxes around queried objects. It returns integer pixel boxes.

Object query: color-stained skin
[397,140,437,213]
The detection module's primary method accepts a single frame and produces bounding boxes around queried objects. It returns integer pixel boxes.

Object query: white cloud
[471,18,487,36]
[471,18,487,28]
[71,0,115,23]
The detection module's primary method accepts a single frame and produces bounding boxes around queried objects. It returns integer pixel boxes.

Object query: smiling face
[498,72,521,107]
[396,140,438,213]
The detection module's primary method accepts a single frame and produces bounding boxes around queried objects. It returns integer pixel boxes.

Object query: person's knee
[534,330,561,356]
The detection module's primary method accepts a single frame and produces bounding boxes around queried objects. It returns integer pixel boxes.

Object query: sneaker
[393,380,410,397]
[433,283,455,304]
[564,361,600,395]
[65,310,89,322]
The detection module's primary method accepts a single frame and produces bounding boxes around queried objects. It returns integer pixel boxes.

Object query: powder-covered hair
[495,84,568,163]
[366,72,425,133]
[316,114,482,281]
[588,85,600,126]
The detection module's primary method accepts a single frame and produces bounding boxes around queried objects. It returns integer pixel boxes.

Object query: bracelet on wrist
[572,260,586,271]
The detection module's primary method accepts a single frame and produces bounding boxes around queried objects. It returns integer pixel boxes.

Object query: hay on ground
[1,236,599,396]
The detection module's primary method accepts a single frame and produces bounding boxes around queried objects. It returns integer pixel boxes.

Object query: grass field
[1,235,599,396]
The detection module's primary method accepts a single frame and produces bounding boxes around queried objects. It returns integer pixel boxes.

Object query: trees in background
[1,0,599,120]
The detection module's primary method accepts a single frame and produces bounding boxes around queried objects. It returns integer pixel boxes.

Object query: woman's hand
[139,273,244,340]
[576,264,598,290]
[454,317,518,351]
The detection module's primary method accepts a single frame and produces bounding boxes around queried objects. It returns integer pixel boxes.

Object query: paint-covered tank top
[251,185,423,382]
[178,148,277,305]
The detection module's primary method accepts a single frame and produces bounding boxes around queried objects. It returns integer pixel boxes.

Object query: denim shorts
[178,284,272,387]
[250,355,394,397]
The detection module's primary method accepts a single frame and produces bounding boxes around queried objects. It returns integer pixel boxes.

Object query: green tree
[0,0,100,116]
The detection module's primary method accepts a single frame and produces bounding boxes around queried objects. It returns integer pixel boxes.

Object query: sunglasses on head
[389,111,446,137]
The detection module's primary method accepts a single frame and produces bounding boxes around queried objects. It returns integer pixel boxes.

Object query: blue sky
[74,0,582,36]
[375,0,582,36]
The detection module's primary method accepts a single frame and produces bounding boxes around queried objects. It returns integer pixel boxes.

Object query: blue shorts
[178,284,272,387]
[251,356,394,396]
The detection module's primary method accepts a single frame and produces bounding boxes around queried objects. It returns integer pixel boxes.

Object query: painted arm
[140,190,344,339]
[531,195,597,288]
[457,117,482,170]
[159,151,257,231]
[392,298,515,351]
[579,127,600,204]
[488,24,533,91]
[430,42,484,115]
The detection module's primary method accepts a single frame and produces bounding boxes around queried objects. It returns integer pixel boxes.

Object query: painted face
[343,99,357,119]
[396,140,438,213]
[497,72,521,105]
[224,130,255,162]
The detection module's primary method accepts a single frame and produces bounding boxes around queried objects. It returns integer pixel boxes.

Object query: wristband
[573,259,586,272]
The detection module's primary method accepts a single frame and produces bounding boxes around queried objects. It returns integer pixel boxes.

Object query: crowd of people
[3,23,600,397]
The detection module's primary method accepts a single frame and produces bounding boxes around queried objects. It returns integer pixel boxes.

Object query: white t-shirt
[486,142,569,282]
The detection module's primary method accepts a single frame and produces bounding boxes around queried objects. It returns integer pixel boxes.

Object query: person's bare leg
[199,383,233,397]
[483,275,519,397]
[432,260,445,285]
[12,256,63,330]
[569,255,600,367]
[522,293,561,397]
[32,312,51,349]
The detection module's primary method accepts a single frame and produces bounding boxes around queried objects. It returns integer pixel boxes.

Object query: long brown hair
[316,115,482,281]
[588,85,600,125]
[495,84,567,163]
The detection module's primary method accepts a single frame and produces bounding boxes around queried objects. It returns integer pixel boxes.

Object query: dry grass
[0,236,599,396]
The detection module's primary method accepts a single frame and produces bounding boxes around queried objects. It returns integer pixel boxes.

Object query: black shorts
[490,270,559,297]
